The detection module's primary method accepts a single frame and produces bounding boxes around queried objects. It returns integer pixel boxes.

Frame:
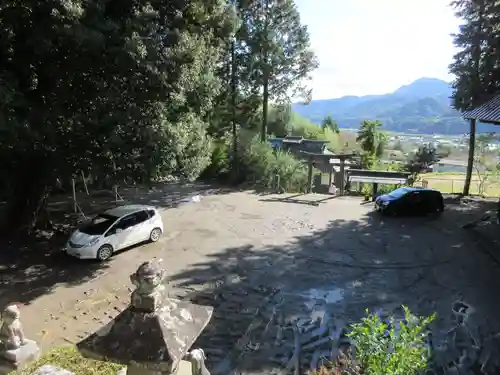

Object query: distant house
[268,136,330,156]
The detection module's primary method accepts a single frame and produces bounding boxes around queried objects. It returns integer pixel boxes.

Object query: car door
[420,191,433,213]
[104,214,137,250]
[128,210,152,244]
[426,191,443,213]
[398,191,418,215]
[407,191,425,215]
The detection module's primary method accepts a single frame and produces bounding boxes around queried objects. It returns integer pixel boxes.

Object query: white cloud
[295,0,461,99]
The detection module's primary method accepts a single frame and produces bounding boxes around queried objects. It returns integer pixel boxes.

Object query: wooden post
[307,157,313,193]
[81,171,89,195]
[72,178,77,213]
[372,183,378,201]
[339,157,345,196]
[463,118,476,196]
[328,165,333,190]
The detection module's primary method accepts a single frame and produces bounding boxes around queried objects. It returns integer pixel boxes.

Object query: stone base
[125,360,193,375]
[0,339,41,374]
[35,364,75,374]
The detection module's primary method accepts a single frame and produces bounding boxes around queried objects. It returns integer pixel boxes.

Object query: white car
[64,205,163,261]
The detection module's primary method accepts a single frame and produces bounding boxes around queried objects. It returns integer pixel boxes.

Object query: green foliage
[13,346,120,375]
[236,0,318,139]
[348,306,435,375]
[404,145,440,184]
[201,135,232,180]
[321,116,339,133]
[356,120,386,168]
[0,0,232,231]
[0,0,319,230]
[449,0,500,111]
[268,103,294,137]
[239,135,308,192]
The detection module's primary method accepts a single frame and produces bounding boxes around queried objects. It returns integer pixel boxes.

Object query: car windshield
[388,188,411,199]
[79,214,118,235]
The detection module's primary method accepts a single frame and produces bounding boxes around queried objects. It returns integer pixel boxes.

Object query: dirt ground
[2,185,500,374]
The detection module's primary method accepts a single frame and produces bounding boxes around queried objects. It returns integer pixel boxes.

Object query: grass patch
[420,172,500,197]
[13,346,121,375]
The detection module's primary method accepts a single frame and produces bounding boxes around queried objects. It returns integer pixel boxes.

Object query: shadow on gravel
[168,196,500,375]
[0,182,230,308]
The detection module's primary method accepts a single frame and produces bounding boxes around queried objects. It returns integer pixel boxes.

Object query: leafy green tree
[267,103,293,137]
[321,116,339,133]
[236,0,318,142]
[404,145,440,185]
[0,0,231,232]
[356,120,386,167]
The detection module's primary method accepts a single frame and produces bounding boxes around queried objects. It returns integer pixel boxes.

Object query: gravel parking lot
[3,187,500,373]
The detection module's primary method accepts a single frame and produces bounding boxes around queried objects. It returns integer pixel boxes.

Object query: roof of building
[437,158,468,167]
[268,136,329,145]
[462,93,500,124]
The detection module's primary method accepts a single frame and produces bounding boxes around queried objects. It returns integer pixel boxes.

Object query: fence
[415,176,500,197]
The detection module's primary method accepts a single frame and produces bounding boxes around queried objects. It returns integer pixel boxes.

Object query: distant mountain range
[292,78,498,135]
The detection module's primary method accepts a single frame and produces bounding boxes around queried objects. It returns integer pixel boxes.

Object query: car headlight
[85,237,100,247]
[382,201,390,206]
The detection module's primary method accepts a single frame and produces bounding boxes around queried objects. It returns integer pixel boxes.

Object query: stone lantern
[77,260,213,375]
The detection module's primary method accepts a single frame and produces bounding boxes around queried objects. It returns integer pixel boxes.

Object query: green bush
[347,306,435,375]
[239,134,309,192]
[200,136,231,179]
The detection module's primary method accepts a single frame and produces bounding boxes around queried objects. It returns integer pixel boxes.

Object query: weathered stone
[1,339,40,364]
[0,304,28,351]
[77,260,213,374]
[0,304,41,374]
[185,349,210,375]
[34,364,75,374]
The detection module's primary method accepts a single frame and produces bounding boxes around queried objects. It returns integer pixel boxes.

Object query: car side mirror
[116,228,123,234]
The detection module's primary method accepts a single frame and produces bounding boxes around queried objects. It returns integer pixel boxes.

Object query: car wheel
[96,245,113,261]
[149,228,162,242]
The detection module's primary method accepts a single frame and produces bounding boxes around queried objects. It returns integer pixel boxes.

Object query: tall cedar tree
[236,0,318,142]
[449,0,500,111]
[449,0,500,194]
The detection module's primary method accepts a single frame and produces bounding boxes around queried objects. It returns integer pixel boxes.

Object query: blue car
[375,187,444,216]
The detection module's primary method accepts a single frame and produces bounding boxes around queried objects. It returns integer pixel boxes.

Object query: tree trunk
[261,74,269,143]
[231,37,238,173]
[2,158,54,236]
[463,118,476,196]
[261,8,270,143]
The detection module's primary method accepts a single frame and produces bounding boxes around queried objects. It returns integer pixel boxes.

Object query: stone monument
[0,303,41,374]
[77,260,213,375]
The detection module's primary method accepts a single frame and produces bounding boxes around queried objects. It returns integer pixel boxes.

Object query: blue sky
[295,0,461,99]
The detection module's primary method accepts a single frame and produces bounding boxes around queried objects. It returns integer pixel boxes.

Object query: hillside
[292,78,498,135]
